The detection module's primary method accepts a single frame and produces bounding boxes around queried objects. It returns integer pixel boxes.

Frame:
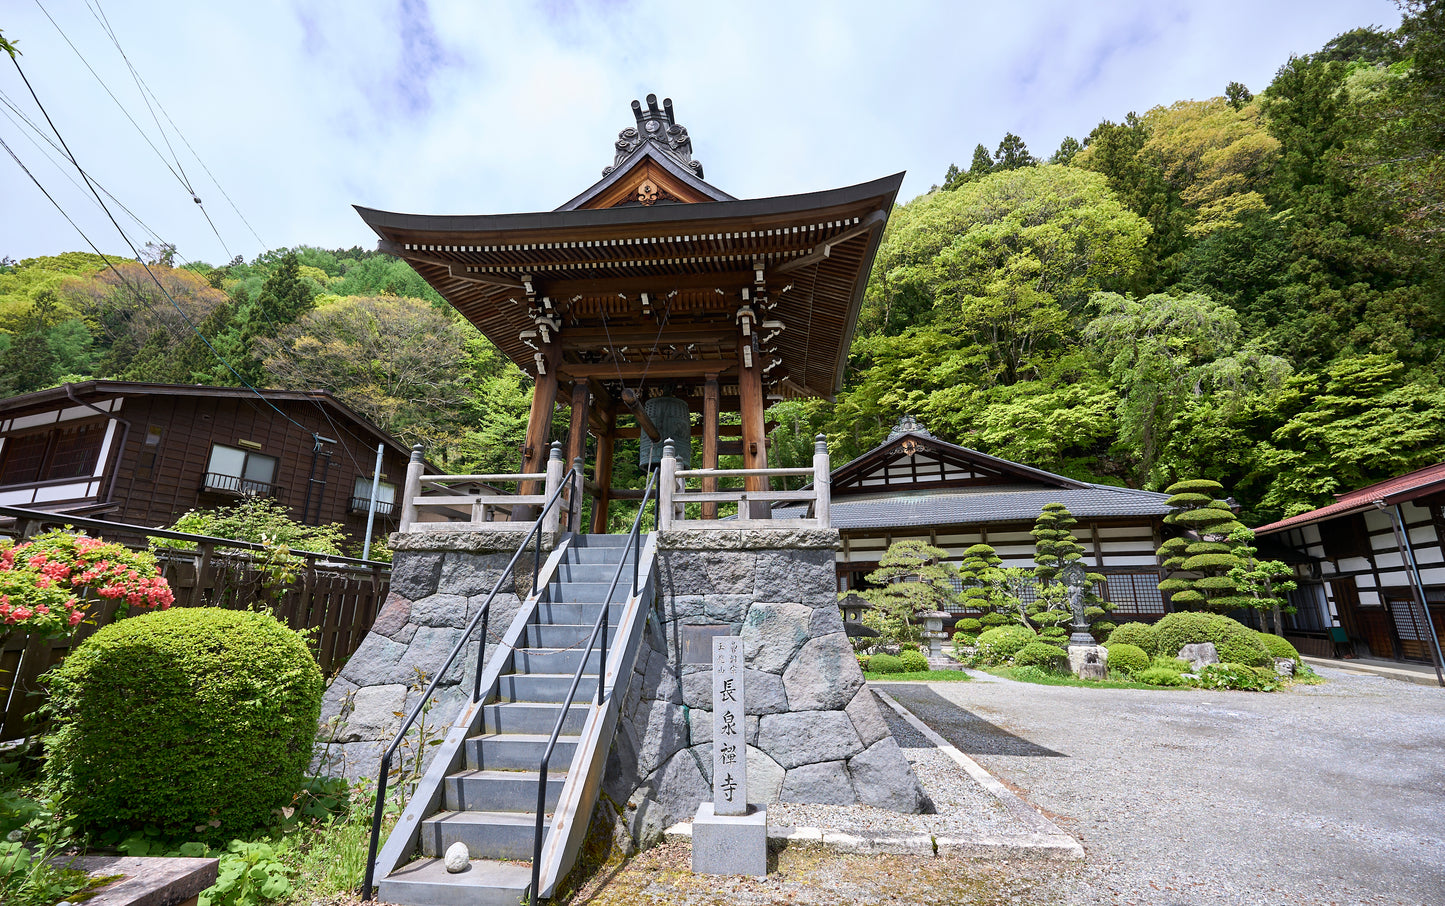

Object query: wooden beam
[620,388,661,442]
[702,374,719,520]
[590,409,615,533]
[772,210,887,276]
[561,325,734,350]
[558,359,737,379]
[378,241,525,289]
[737,328,770,519]
[610,422,767,440]
[535,270,755,297]
[513,340,562,521]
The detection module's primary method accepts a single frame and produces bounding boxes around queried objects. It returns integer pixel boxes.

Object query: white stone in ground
[444,841,469,873]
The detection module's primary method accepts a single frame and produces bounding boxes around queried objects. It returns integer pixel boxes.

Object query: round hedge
[1256,632,1301,664]
[954,618,983,634]
[43,607,323,841]
[1104,642,1150,674]
[900,649,929,672]
[975,624,1037,665]
[1105,622,1158,656]
[1013,642,1067,669]
[868,653,904,674]
[1152,612,1271,667]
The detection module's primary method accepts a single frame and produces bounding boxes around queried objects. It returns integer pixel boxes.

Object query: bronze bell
[639,394,692,470]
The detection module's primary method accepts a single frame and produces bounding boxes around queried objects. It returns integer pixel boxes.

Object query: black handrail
[529,467,657,902]
[362,451,580,901]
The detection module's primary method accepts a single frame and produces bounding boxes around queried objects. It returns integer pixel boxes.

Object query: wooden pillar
[513,340,562,521]
[590,409,615,534]
[702,374,720,520]
[565,380,591,532]
[737,329,770,519]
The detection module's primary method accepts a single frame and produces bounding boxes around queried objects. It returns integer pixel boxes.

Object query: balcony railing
[202,472,280,497]
[349,496,396,517]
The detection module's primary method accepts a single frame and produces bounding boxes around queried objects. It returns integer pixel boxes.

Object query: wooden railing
[398,442,581,532]
[0,505,388,743]
[658,434,832,530]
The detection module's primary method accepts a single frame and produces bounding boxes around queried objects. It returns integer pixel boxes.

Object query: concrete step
[443,768,568,812]
[378,857,532,906]
[532,601,626,625]
[545,581,631,604]
[522,621,617,650]
[481,701,590,736]
[553,561,626,583]
[466,733,580,772]
[499,672,598,703]
[420,809,546,860]
[514,646,604,675]
[568,533,635,549]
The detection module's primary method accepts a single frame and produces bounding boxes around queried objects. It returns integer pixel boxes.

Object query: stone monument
[1063,563,1109,680]
[691,636,767,877]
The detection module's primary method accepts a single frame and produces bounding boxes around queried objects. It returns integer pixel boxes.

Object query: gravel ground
[886,666,1445,906]
[765,694,1020,839]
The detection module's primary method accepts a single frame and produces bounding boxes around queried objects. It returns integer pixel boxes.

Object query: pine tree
[1155,478,1253,612]
[1029,503,1110,641]
[862,539,960,644]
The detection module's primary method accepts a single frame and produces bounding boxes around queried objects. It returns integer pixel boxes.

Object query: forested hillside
[2,6,1441,525]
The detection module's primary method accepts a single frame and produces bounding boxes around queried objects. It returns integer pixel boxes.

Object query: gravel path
[889,667,1445,905]
[765,691,1021,839]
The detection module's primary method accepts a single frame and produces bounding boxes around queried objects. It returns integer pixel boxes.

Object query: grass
[863,669,971,682]
[983,666,1189,690]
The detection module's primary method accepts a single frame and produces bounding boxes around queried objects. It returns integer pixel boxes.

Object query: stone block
[409,593,470,628]
[688,710,757,748]
[1179,642,1220,670]
[783,632,864,711]
[390,551,444,600]
[848,737,929,814]
[755,549,838,605]
[664,595,708,623]
[334,683,407,742]
[703,594,752,623]
[661,551,757,597]
[780,760,855,805]
[741,602,812,674]
[681,669,712,709]
[634,699,689,777]
[370,593,413,638]
[337,634,409,686]
[641,647,683,704]
[809,604,847,637]
[756,710,862,769]
[438,553,509,597]
[742,668,789,715]
[691,802,767,878]
[844,686,890,748]
[746,745,785,802]
[1067,645,1108,680]
[737,529,840,550]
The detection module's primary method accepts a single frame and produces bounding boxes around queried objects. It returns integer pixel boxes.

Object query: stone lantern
[920,611,950,661]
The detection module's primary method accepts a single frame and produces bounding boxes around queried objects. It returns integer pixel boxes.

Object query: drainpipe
[1374,500,1445,687]
[65,384,131,508]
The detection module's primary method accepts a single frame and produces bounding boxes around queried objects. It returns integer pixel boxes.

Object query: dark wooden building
[0,381,421,548]
[356,94,900,526]
[773,418,1176,624]
[1255,463,1445,666]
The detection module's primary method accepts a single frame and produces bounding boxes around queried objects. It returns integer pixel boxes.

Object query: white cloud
[0,0,1403,266]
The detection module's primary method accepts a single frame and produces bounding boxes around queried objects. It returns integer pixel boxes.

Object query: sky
[0,0,1404,268]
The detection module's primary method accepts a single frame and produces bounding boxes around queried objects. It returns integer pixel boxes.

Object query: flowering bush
[0,530,173,640]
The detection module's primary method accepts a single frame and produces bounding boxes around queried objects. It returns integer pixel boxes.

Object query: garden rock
[1275,658,1297,677]
[444,841,469,873]
[1179,642,1220,670]
[334,683,406,743]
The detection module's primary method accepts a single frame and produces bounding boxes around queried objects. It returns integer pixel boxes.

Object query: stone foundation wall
[604,528,929,844]
[313,531,552,781]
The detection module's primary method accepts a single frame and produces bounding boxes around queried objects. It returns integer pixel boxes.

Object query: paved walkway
[891,667,1445,905]
[1303,655,1444,687]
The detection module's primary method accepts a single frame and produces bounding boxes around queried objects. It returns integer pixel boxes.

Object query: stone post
[398,443,425,531]
[658,440,677,530]
[711,636,747,815]
[541,442,564,534]
[812,434,831,529]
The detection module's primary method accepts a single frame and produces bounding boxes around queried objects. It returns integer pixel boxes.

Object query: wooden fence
[0,506,389,743]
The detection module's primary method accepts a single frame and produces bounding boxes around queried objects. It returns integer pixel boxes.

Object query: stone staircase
[377,535,644,906]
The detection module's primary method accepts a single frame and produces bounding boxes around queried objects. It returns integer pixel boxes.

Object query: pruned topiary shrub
[1038,627,1069,646]
[954,618,983,635]
[1013,642,1068,670]
[868,653,904,674]
[900,649,929,672]
[1256,632,1301,664]
[980,612,1010,627]
[1105,622,1158,656]
[974,624,1037,665]
[1104,642,1150,675]
[1153,612,1271,667]
[43,607,323,841]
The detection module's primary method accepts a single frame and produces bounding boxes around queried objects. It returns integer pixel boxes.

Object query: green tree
[1226,525,1298,635]
[1050,136,1082,165]
[1155,478,1251,613]
[0,289,61,395]
[993,132,1036,170]
[1028,503,1107,639]
[862,540,960,644]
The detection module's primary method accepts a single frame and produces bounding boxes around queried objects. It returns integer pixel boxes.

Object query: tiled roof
[1255,462,1445,535]
[775,483,1172,529]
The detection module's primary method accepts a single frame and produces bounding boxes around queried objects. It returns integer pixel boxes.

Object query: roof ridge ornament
[603,93,705,179]
[887,414,933,442]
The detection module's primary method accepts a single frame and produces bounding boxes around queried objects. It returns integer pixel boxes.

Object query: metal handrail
[529,468,656,902]
[362,461,580,901]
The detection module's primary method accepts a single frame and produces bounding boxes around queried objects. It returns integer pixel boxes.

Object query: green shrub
[1153,655,1194,673]
[1256,632,1301,664]
[867,653,904,674]
[980,612,1010,627]
[899,649,929,672]
[954,618,983,634]
[1134,666,1187,686]
[1196,663,1280,692]
[1038,627,1069,646]
[1104,642,1149,674]
[1013,642,1068,670]
[43,608,323,842]
[899,641,920,652]
[1009,665,1053,683]
[1105,622,1158,656]
[974,625,1037,665]
[1153,612,1271,666]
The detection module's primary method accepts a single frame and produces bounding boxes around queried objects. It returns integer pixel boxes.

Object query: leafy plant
[200,840,293,906]
[1013,641,1068,670]
[1134,666,1188,686]
[1105,621,1159,656]
[861,540,960,644]
[973,625,1037,665]
[867,653,904,674]
[899,649,929,672]
[1195,662,1280,692]
[1153,611,1271,666]
[1103,642,1150,674]
[1256,632,1301,664]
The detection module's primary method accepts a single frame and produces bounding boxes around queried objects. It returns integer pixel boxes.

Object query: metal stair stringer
[370,535,576,889]
[531,532,660,899]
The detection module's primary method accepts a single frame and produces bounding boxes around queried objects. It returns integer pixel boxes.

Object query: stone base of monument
[1068,644,1109,680]
[691,802,768,877]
